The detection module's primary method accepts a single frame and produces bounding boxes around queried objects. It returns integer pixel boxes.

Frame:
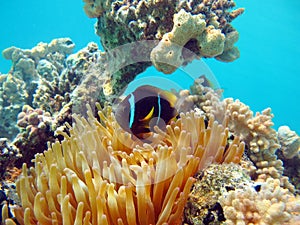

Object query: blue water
[1,0,299,134]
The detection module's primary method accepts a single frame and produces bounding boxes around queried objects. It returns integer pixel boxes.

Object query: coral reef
[0,39,158,178]
[13,105,55,167]
[83,0,244,74]
[0,73,27,139]
[225,101,284,182]
[0,139,20,179]
[190,79,286,184]
[0,38,90,174]
[184,163,252,224]
[184,163,300,225]
[278,126,300,160]
[4,104,244,224]
[0,1,299,224]
[277,126,300,191]
[0,38,75,139]
[219,178,300,225]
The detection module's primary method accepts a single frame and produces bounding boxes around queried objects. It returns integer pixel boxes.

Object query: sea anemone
[4,103,244,225]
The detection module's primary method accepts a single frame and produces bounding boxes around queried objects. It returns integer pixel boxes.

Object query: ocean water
[0,0,299,134]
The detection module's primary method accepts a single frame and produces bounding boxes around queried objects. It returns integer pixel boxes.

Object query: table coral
[83,0,244,74]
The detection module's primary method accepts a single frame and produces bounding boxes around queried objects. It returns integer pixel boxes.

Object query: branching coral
[222,100,284,182]
[4,103,244,225]
[219,178,300,225]
[189,79,286,184]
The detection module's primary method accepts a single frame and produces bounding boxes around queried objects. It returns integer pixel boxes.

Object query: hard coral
[13,105,55,167]
[0,73,27,139]
[219,178,300,225]
[277,126,300,191]
[4,103,244,225]
[189,79,296,192]
[150,9,207,74]
[83,0,244,74]
[184,163,252,224]
[1,38,75,140]
[0,138,20,179]
[198,91,284,182]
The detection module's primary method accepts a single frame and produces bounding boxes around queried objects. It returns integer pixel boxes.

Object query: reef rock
[83,0,244,74]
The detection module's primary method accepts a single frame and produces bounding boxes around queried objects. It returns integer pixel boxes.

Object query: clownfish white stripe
[128,93,135,128]
[157,94,161,125]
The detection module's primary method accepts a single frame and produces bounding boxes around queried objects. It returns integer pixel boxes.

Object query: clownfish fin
[159,90,178,108]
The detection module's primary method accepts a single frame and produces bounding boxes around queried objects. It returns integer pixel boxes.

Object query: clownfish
[115,85,178,139]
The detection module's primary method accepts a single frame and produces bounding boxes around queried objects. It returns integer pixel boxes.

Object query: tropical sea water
[0,0,299,134]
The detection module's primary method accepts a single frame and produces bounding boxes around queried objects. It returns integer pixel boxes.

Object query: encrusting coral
[184,163,252,224]
[3,103,244,225]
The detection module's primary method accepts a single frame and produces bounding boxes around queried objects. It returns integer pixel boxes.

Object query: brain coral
[83,0,244,74]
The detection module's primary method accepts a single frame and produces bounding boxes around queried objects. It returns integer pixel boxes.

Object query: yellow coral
[5,104,244,225]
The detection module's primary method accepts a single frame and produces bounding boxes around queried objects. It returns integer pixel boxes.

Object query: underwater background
[1,1,300,224]
[0,0,299,134]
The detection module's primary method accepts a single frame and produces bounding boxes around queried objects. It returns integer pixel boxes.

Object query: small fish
[115,85,178,139]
